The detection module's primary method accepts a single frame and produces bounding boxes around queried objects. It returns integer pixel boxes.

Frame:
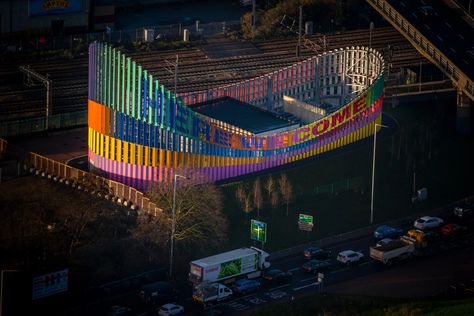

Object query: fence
[1,20,241,55]
[0,110,87,138]
[313,176,365,195]
[0,138,163,215]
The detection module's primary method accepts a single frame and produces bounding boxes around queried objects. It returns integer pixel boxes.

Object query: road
[88,210,474,316]
[386,0,474,79]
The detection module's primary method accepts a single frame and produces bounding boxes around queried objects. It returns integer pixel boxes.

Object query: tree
[270,191,279,210]
[265,175,275,200]
[133,176,227,258]
[253,178,263,217]
[236,184,253,216]
[279,174,294,216]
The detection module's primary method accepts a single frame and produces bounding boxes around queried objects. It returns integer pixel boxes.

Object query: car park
[376,238,394,247]
[262,269,292,284]
[301,259,331,274]
[303,247,331,260]
[441,223,467,237]
[414,216,444,230]
[337,250,364,265]
[453,203,474,219]
[158,303,184,316]
[231,279,261,294]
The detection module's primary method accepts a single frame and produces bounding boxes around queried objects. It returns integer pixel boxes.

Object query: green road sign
[251,219,267,243]
[298,213,314,231]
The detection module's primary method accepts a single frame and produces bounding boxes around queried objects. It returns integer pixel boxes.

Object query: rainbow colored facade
[88,42,384,188]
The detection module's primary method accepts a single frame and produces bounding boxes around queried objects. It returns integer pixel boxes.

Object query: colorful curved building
[88,42,384,189]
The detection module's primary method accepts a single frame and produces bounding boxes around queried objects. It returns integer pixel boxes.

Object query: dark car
[262,269,292,284]
[374,225,403,239]
[231,279,261,295]
[441,223,467,237]
[453,203,474,219]
[303,247,331,260]
[301,259,331,274]
[139,281,178,305]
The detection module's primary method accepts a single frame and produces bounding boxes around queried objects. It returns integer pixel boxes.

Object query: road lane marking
[330,267,350,274]
[400,1,406,7]
[445,22,452,28]
[293,282,317,291]
[424,24,430,30]
[421,0,426,4]
[463,59,469,64]
[437,35,443,42]
[358,261,370,266]
[450,48,456,53]
[288,267,300,273]
[299,276,316,283]
[459,34,464,40]
[270,284,291,290]
[412,13,418,18]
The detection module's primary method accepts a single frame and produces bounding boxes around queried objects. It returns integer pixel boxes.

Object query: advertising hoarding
[29,0,84,17]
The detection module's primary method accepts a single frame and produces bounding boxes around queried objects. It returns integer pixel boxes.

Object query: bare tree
[265,175,275,200]
[270,191,279,210]
[279,174,294,216]
[243,193,253,215]
[253,178,263,217]
[133,176,227,256]
[236,184,246,205]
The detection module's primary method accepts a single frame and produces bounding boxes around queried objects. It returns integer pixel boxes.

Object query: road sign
[317,272,324,281]
[251,219,267,243]
[298,213,314,231]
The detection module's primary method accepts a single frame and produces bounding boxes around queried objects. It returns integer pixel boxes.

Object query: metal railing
[366,0,474,102]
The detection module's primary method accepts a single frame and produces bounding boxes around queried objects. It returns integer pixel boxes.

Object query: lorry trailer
[189,247,270,285]
[369,236,418,265]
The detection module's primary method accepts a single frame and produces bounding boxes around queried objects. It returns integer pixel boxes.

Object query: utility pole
[296,5,303,58]
[164,55,179,95]
[19,66,52,131]
[366,22,374,87]
[370,123,388,224]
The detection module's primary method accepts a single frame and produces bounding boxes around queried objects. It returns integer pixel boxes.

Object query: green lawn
[220,92,474,252]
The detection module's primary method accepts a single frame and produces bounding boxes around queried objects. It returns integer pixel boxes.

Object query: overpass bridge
[367,0,474,133]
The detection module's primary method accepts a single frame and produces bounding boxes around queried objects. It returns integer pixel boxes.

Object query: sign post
[298,213,314,232]
[250,219,267,249]
[317,272,324,292]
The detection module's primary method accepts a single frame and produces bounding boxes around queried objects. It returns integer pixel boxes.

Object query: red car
[440,223,467,236]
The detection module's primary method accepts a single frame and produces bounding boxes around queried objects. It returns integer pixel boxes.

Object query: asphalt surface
[386,0,474,79]
[87,210,474,316]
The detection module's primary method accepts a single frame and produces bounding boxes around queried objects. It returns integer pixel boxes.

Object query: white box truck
[188,247,270,285]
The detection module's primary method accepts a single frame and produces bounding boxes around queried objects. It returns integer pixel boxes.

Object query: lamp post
[370,123,388,224]
[169,174,187,279]
[367,21,374,86]
[1,270,18,316]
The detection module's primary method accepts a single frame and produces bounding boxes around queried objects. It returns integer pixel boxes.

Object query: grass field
[220,92,474,252]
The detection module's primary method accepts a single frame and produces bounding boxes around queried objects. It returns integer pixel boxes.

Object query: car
[139,281,178,305]
[303,247,331,260]
[301,259,331,274]
[262,269,292,284]
[376,238,394,247]
[440,223,467,237]
[413,216,444,230]
[337,250,364,265]
[453,203,474,219]
[373,225,403,239]
[231,279,260,294]
[158,303,184,316]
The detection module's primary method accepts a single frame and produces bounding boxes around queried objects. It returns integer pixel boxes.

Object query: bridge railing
[367,0,474,101]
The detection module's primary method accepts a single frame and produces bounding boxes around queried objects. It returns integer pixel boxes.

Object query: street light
[366,21,374,86]
[1,270,18,316]
[169,174,187,279]
[370,122,388,224]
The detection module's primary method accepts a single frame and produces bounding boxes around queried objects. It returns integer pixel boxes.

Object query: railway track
[0,26,429,121]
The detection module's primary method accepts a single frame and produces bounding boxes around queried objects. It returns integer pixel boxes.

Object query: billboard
[29,0,84,17]
[32,268,68,300]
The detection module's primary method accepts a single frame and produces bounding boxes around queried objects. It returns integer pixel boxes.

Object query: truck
[188,247,270,285]
[192,283,232,305]
[369,236,422,265]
